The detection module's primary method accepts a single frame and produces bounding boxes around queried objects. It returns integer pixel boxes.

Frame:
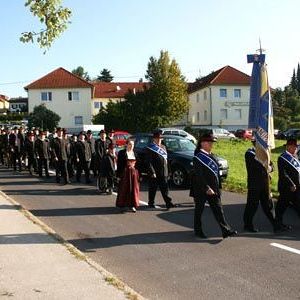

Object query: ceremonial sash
[147,143,167,160]
[194,150,219,180]
[246,148,255,156]
[280,151,300,173]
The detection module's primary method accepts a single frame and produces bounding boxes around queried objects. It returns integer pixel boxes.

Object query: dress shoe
[195,231,207,239]
[244,225,259,233]
[166,202,178,209]
[148,204,160,209]
[222,230,237,239]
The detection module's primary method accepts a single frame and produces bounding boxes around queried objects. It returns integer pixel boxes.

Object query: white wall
[210,85,250,129]
[188,88,211,125]
[28,88,92,129]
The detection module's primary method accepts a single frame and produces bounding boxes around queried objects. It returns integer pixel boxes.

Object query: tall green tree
[71,66,91,81]
[296,63,300,92]
[20,0,72,51]
[291,68,297,90]
[97,69,114,82]
[28,104,61,131]
[93,50,188,132]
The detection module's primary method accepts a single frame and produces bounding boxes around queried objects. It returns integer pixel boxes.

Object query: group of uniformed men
[0,126,115,186]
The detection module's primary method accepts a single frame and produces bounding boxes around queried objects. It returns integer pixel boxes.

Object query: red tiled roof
[93,82,149,98]
[24,67,94,90]
[188,65,250,93]
[0,94,9,101]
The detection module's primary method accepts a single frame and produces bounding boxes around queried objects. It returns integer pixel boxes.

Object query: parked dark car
[130,133,229,188]
[277,128,300,139]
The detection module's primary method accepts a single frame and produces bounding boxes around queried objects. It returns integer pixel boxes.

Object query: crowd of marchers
[0,126,299,238]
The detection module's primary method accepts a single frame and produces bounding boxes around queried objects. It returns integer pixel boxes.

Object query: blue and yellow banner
[247,53,275,170]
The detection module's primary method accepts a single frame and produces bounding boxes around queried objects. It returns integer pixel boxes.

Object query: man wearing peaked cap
[275,138,300,232]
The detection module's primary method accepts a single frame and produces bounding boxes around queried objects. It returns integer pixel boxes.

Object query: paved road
[0,168,300,299]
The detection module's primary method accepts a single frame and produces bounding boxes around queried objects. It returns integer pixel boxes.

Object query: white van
[159,128,197,144]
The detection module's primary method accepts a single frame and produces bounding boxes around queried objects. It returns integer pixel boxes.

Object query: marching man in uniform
[275,138,300,231]
[146,130,177,209]
[190,133,237,239]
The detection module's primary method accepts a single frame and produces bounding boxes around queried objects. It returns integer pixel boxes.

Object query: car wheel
[171,165,187,188]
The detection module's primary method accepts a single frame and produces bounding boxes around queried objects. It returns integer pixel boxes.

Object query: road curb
[0,189,146,300]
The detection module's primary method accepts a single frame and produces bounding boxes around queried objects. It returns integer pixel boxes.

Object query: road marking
[112,192,149,206]
[270,243,300,255]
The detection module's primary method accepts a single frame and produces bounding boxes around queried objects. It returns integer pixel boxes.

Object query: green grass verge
[214,139,286,195]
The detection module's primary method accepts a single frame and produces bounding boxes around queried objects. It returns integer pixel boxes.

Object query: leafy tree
[20,0,72,52]
[97,69,114,82]
[28,104,60,131]
[145,50,188,127]
[297,63,300,92]
[71,66,91,81]
[93,50,188,132]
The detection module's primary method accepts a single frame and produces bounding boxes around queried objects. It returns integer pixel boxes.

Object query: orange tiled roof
[24,67,94,90]
[188,65,250,93]
[93,82,149,98]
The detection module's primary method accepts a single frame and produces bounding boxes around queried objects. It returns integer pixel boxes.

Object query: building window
[234,109,242,119]
[197,112,200,122]
[204,110,208,121]
[234,89,241,98]
[68,91,79,101]
[74,116,83,125]
[204,90,207,100]
[220,109,228,119]
[94,101,103,109]
[41,92,52,101]
[196,93,200,103]
[219,89,227,98]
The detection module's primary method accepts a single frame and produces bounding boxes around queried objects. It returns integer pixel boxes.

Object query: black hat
[79,131,86,136]
[285,138,298,146]
[153,129,163,139]
[56,127,62,132]
[86,130,92,134]
[200,133,216,143]
[99,129,106,135]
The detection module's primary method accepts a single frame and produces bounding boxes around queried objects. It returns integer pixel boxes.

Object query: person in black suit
[86,130,97,177]
[146,130,176,209]
[275,138,300,231]
[75,131,92,184]
[34,131,50,177]
[52,127,69,184]
[95,130,109,173]
[24,132,37,175]
[243,139,276,232]
[190,133,237,239]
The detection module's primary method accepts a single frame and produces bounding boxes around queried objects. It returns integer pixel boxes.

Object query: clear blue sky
[1,0,299,97]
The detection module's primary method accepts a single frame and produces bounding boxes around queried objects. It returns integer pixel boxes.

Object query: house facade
[8,97,28,113]
[0,94,9,113]
[92,82,148,116]
[187,66,251,130]
[25,68,94,130]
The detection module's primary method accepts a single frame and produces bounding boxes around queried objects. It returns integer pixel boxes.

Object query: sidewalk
[0,192,133,300]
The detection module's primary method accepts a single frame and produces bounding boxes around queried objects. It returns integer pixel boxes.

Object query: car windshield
[164,137,195,152]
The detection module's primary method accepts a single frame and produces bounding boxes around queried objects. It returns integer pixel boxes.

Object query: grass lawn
[214,139,286,196]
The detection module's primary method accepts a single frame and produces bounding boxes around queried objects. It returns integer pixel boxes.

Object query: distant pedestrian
[275,138,300,232]
[35,131,50,178]
[24,132,37,175]
[146,130,176,209]
[243,138,276,232]
[116,139,140,212]
[190,133,237,239]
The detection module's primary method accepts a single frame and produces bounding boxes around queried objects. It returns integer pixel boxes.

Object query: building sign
[225,101,249,107]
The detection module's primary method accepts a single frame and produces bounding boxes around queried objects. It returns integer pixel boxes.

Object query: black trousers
[76,161,90,183]
[194,194,231,235]
[148,177,172,205]
[55,160,69,183]
[276,189,300,224]
[12,150,21,171]
[243,187,275,227]
[38,158,49,177]
[28,155,37,174]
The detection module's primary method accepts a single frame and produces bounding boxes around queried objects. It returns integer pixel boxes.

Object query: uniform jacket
[52,137,67,161]
[190,149,221,198]
[87,138,96,155]
[99,153,116,177]
[146,143,168,178]
[278,151,300,192]
[34,138,50,160]
[75,140,92,162]
[24,139,36,158]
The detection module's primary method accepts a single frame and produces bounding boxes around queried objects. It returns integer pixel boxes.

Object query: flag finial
[257,38,265,55]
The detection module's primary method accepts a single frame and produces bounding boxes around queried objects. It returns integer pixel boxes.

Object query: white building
[188,65,251,130]
[8,97,28,113]
[25,68,94,130]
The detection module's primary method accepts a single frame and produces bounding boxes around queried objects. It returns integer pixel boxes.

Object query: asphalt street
[0,168,299,300]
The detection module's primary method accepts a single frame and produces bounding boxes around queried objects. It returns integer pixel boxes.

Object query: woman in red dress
[116,139,140,212]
